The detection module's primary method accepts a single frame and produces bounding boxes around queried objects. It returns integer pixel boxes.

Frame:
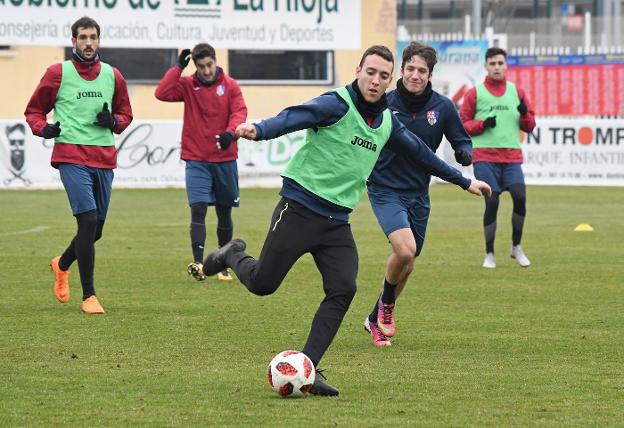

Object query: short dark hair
[485,47,507,60]
[358,45,394,68]
[401,41,437,72]
[71,17,100,38]
[192,43,216,62]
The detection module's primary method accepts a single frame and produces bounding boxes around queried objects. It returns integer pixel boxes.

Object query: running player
[24,16,133,313]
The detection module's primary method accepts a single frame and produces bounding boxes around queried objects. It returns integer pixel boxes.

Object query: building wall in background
[0,0,395,121]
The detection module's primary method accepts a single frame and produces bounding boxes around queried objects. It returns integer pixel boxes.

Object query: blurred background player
[200,45,491,396]
[364,41,473,347]
[24,16,133,313]
[460,47,536,269]
[155,43,247,282]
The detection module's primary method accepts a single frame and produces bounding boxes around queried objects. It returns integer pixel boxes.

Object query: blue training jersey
[253,85,470,220]
[368,90,472,193]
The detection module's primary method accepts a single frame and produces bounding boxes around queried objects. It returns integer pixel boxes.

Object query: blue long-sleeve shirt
[253,85,470,221]
[368,89,472,193]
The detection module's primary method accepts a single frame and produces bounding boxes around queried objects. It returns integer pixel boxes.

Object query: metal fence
[399,16,624,51]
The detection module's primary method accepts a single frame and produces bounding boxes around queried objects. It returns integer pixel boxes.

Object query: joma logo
[351,135,377,152]
[76,91,104,100]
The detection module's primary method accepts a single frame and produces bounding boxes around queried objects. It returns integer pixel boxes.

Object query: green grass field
[1,185,623,427]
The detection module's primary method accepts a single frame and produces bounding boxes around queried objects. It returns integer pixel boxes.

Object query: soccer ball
[267,350,315,398]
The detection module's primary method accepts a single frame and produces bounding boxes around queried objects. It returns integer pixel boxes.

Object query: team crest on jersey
[426,110,439,125]
[216,84,225,96]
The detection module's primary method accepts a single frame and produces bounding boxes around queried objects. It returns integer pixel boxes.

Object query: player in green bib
[460,47,536,269]
[201,46,492,396]
[25,17,133,314]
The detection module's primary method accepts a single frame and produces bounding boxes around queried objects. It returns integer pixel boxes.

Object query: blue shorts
[367,185,430,257]
[185,160,240,206]
[473,162,525,194]
[58,163,113,220]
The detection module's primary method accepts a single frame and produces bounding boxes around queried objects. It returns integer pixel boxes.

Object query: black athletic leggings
[190,203,234,261]
[226,198,358,366]
[59,209,104,299]
[483,183,526,253]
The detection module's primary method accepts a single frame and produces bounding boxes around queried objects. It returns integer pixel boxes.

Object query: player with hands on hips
[155,43,248,282]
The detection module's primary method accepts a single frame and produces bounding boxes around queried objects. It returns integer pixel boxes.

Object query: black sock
[368,294,381,323]
[190,223,206,263]
[215,205,233,247]
[190,203,208,262]
[381,277,397,304]
[59,239,76,271]
[510,184,526,246]
[72,210,98,299]
[483,193,500,254]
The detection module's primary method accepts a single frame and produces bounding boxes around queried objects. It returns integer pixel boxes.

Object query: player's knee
[512,193,526,207]
[484,196,500,212]
[246,280,280,296]
[328,275,356,298]
[76,210,98,236]
[331,281,356,311]
[345,281,357,301]
[190,203,208,223]
[394,245,416,266]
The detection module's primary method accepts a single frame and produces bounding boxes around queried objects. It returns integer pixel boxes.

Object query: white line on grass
[0,226,50,237]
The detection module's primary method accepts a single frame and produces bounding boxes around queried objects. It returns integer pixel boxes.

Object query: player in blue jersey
[364,41,474,346]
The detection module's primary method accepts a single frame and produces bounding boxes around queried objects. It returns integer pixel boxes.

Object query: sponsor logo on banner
[2,123,31,187]
[519,121,624,183]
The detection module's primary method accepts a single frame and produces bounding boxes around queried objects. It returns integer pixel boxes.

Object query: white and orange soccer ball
[267,350,315,398]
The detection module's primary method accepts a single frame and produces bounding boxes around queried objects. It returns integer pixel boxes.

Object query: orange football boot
[81,296,105,314]
[50,256,70,303]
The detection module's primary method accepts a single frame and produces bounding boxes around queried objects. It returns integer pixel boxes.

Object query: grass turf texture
[1,185,622,426]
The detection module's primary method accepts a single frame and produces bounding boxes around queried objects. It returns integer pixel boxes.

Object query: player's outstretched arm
[236,123,257,140]
[466,179,492,197]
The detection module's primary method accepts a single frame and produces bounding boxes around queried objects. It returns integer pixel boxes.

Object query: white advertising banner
[519,118,624,186]
[0,0,361,50]
[1,118,623,191]
[0,119,303,189]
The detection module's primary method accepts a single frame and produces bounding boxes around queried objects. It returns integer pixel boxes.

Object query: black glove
[41,121,61,139]
[93,103,116,130]
[454,149,472,166]
[217,132,235,150]
[517,99,528,115]
[483,116,496,129]
[178,49,191,69]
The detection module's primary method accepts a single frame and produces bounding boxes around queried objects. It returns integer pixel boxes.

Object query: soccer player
[155,43,247,282]
[459,47,536,269]
[364,41,474,347]
[24,16,133,313]
[200,45,492,396]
